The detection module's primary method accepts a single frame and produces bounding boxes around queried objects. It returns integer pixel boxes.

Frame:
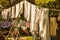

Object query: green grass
[21,36,32,40]
[5,36,33,40]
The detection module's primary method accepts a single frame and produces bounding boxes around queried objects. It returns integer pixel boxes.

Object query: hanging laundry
[23,1,50,40]
[1,1,51,40]
[24,1,31,21]
[24,0,38,33]
[15,3,20,18]
[7,8,12,19]
[11,1,24,18]
[39,8,45,33]
[19,1,24,15]
[39,8,50,40]
[11,6,16,18]
[34,6,41,33]
[1,9,8,19]
[24,0,28,20]
[30,4,36,33]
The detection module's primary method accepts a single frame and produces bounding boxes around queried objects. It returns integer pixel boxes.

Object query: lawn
[20,36,32,40]
[5,36,33,40]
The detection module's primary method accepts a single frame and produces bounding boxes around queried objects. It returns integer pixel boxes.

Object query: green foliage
[35,0,55,5]
[0,0,60,10]
[49,10,59,17]
[27,0,60,10]
[0,0,22,8]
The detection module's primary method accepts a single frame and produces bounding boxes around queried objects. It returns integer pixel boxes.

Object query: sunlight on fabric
[1,9,8,19]
[30,4,36,32]
[15,3,20,18]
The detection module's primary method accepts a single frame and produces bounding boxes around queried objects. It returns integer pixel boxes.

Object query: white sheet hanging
[1,9,8,19]
[9,1,24,18]
[19,1,23,15]
[30,4,36,32]
[24,1,50,40]
[24,1,28,20]
[11,6,15,18]
[15,3,20,18]
[39,8,50,40]
[24,1,31,21]
[8,8,12,18]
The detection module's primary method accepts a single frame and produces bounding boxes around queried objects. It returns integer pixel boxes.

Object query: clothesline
[49,8,60,11]
[41,7,60,12]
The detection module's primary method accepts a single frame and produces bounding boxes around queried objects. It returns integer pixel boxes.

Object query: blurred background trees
[0,0,22,8]
[0,0,60,10]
